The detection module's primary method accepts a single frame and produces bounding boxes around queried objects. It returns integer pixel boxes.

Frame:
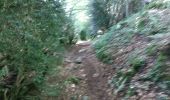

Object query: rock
[79,48,86,53]
[76,41,91,46]
[93,73,99,77]
[81,74,86,77]
[65,58,72,63]
[71,84,76,88]
[80,69,85,72]
[75,57,83,64]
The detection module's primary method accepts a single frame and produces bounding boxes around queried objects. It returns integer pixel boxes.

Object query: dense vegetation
[0,0,75,99]
[89,0,144,36]
[93,0,170,99]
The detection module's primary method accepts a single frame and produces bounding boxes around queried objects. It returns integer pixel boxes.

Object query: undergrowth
[92,1,170,98]
[0,0,75,99]
[111,58,145,94]
[146,0,170,9]
[145,53,167,82]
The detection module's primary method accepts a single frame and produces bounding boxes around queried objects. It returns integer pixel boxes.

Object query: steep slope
[94,9,170,99]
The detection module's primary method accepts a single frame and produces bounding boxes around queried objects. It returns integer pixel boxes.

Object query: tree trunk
[125,0,129,17]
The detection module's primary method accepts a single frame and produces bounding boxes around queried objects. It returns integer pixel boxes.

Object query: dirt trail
[63,41,115,100]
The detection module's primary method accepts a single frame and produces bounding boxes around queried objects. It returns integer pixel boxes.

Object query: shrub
[0,0,74,99]
[95,49,112,64]
[146,45,158,56]
[80,30,87,40]
[146,1,169,9]
[145,53,168,82]
[111,58,145,94]
[130,58,145,72]
[66,76,81,85]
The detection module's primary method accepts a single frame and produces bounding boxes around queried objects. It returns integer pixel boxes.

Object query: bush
[111,58,145,94]
[130,58,145,72]
[95,48,112,64]
[145,53,168,82]
[146,1,170,9]
[146,45,158,56]
[0,0,74,99]
[80,30,87,40]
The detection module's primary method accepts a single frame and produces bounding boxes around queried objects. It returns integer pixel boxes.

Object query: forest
[0,0,170,100]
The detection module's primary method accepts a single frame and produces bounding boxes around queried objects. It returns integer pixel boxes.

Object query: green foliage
[146,1,170,9]
[89,0,144,36]
[145,53,168,82]
[0,0,75,99]
[136,16,148,30]
[95,48,112,64]
[111,58,145,94]
[93,21,135,64]
[125,87,136,98]
[92,0,170,98]
[135,12,159,35]
[146,45,158,56]
[93,33,113,63]
[93,30,112,63]
[130,58,145,72]
[90,0,111,34]
[66,76,80,85]
[79,30,87,40]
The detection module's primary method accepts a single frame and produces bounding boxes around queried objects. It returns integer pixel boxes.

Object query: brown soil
[62,41,115,100]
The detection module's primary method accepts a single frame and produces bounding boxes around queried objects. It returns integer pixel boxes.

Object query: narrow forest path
[62,41,115,100]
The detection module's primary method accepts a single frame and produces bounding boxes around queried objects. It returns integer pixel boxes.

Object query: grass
[93,3,170,97]
[93,6,170,64]
[111,58,145,94]
[145,53,167,81]
[146,0,170,9]
[131,58,145,72]
[66,76,81,85]
[80,30,87,40]
[95,47,112,64]
[146,44,158,56]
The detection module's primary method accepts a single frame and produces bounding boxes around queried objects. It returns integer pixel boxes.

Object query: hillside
[93,7,170,99]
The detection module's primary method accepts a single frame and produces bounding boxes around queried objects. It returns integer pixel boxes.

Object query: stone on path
[75,57,83,64]
[79,48,87,53]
